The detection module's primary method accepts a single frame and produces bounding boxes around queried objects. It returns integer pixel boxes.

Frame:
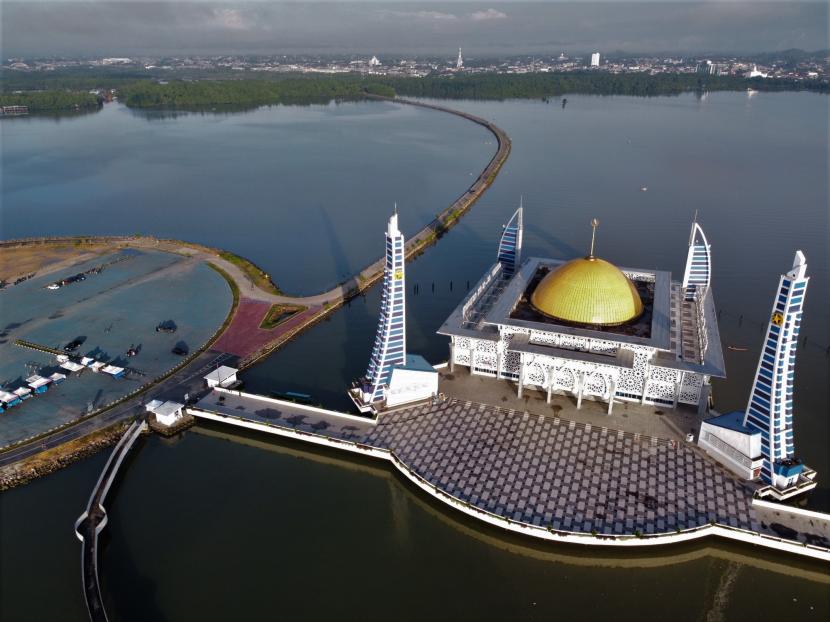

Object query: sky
[1,1,828,58]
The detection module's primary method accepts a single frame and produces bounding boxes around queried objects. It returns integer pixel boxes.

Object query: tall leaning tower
[356,211,407,407]
[742,251,809,489]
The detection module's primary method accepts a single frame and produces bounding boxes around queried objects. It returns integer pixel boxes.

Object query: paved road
[0,96,511,469]
[0,350,234,469]
[124,96,511,308]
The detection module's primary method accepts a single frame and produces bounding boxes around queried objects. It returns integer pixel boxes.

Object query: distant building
[590,53,601,67]
[1,105,28,116]
[369,56,381,67]
[697,60,727,76]
[746,65,768,78]
[456,48,464,70]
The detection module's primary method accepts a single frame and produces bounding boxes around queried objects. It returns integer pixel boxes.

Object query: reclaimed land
[0,95,510,484]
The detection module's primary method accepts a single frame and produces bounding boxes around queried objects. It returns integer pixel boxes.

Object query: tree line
[0,70,825,112]
[0,89,100,111]
[117,78,393,108]
[382,72,828,99]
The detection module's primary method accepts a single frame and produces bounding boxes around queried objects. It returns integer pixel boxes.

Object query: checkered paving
[364,399,759,535]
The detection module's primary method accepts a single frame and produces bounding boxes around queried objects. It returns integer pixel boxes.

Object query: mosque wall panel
[647,381,676,401]
[554,368,576,391]
[649,366,680,385]
[502,351,521,374]
[680,373,704,404]
[585,373,608,396]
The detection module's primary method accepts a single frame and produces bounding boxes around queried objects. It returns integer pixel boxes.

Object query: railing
[75,419,146,622]
[700,430,754,468]
[462,263,503,321]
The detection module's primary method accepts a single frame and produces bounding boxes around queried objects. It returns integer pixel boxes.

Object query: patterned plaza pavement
[365,399,761,536]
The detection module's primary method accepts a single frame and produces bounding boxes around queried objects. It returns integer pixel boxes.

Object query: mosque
[350,206,815,500]
[439,209,724,415]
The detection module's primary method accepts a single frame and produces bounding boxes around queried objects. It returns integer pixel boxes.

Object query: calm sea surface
[1,93,828,620]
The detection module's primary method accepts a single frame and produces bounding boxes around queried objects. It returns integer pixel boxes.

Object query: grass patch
[217,250,281,295]
[259,303,306,330]
[207,262,240,307]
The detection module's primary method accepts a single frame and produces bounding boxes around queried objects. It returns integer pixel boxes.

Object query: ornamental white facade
[438,214,725,414]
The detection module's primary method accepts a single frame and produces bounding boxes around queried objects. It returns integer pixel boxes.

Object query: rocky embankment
[0,423,129,491]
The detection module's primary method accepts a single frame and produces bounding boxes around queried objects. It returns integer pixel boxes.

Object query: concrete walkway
[189,388,830,561]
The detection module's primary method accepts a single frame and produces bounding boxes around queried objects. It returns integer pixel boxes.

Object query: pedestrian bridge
[75,418,146,622]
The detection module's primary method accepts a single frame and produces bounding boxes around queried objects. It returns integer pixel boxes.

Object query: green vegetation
[217,250,281,295]
[384,72,829,99]
[118,78,393,108]
[110,73,830,109]
[0,90,100,111]
[1,69,824,116]
[207,262,240,307]
[259,304,306,330]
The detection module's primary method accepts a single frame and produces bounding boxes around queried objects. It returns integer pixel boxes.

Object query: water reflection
[192,424,830,584]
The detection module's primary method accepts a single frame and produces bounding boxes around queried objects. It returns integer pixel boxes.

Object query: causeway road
[0,95,511,469]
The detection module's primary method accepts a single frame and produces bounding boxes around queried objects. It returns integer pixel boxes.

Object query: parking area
[0,248,232,446]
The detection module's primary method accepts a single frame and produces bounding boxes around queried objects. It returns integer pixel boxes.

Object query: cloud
[470,9,508,22]
[379,10,458,22]
[207,8,253,32]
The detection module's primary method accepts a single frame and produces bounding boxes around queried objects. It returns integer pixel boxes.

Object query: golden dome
[530,257,643,326]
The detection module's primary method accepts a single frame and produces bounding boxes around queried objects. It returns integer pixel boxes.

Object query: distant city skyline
[2,2,828,58]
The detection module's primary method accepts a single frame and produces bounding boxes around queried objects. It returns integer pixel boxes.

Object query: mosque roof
[530,256,644,326]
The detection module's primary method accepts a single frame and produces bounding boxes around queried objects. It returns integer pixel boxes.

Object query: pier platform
[189,387,830,561]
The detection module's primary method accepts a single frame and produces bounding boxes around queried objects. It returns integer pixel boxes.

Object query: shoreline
[0,421,130,491]
[0,95,511,484]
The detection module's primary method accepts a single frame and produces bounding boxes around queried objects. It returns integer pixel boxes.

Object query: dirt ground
[0,243,109,282]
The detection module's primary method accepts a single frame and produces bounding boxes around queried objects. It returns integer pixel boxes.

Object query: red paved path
[212,297,321,358]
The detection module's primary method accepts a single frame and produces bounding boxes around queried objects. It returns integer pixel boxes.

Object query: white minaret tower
[351,209,407,411]
[743,250,810,490]
[456,48,464,69]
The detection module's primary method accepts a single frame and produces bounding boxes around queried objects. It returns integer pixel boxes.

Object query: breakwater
[0,423,129,491]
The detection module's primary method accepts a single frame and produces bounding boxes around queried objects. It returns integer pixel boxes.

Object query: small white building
[591,52,601,67]
[204,366,239,389]
[13,386,32,400]
[146,400,185,427]
[385,355,439,408]
[101,365,125,378]
[26,375,51,394]
[698,412,764,480]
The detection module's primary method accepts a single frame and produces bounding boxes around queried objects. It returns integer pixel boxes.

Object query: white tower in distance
[456,48,464,69]
[591,52,601,67]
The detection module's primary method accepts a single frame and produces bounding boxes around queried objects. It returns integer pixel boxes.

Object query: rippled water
[1,92,828,621]
[1,101,494,295]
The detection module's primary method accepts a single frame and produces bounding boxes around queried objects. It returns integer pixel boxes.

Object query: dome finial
[589,218,599,259]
